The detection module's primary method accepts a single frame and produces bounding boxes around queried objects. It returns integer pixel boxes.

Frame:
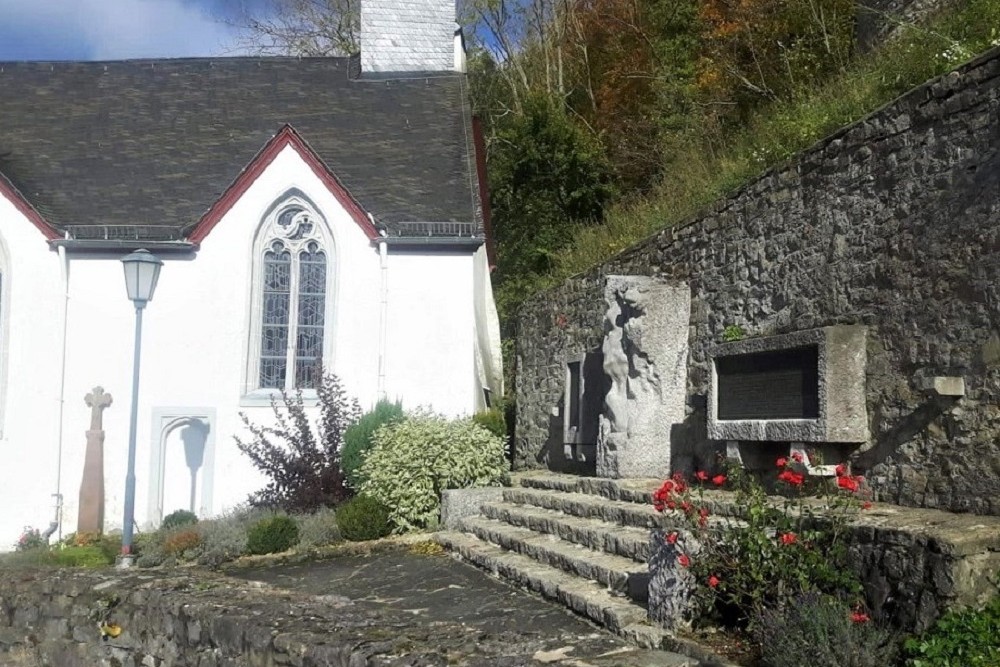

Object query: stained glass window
[256,204,330,392]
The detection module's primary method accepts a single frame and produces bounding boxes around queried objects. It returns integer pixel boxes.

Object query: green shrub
[161,509,198,531]
[904,595,1000,666]
[134,532,168,568]
[246,515,300,555]
[359,413,507,532]
[335,495,392,542]
[296,507,343,549]
[754,594,899,667]
[472,408,507,439]
[342,399,404,488]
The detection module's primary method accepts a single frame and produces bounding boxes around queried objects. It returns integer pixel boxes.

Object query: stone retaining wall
[515,48,1000,515]
[0,568,536,667]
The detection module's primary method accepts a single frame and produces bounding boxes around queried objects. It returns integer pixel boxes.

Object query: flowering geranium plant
[653,456,871,629]
[15,526,46,552]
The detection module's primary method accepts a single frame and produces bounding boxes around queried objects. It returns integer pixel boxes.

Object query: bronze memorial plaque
[716,346,820,420]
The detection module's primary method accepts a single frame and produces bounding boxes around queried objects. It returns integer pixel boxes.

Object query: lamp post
[118,249,162,568]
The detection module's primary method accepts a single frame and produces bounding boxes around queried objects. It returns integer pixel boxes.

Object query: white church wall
[384,248,475,417]
[0,196,68,549]
[0,143,486,550]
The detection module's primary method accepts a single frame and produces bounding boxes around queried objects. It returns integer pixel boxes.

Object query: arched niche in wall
[145,407,216,528]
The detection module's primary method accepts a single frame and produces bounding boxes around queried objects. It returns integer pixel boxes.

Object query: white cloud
[0,0,247,60]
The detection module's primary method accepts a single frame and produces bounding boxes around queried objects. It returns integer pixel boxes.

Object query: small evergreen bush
[359,413,507,531]
[904,595,1000,666]
[246,515,300,555]
[342,399,404,488]
[754,594,899,667]
[472,408,506,439]
[296,506,343,548]
[335,495,392,542]
[161,509,198,531]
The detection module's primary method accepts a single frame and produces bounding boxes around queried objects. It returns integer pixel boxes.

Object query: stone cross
[78,386,113,535]
[85,387,113,432]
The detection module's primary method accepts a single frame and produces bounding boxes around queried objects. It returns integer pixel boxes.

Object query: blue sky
[0,0,265,60]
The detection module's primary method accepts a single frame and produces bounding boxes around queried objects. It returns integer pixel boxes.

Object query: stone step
[515,472,660,504]
[503,486,688,531]
[433,530,701,663]
[480,500,653,562]
[457,515,650,601]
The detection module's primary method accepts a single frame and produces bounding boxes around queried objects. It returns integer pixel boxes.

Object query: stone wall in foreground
[0,568,528,667]
[515,47,1000,515]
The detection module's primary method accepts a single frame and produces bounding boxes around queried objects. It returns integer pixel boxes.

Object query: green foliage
[904,595,1000,666]
[246,515,300,555]
[295,506,343,548]
[490,94,615,325]
[755,593,900,667]
[722,325,745,342]
[50,545,113,568]
[236,371,360,512]
[342,399,404,489]
[161,509,198,531]
[335,495,393,542]
[359,413,508,532]
[472,408,507,439]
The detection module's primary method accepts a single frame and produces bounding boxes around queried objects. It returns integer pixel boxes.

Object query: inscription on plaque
[716,345,819,420]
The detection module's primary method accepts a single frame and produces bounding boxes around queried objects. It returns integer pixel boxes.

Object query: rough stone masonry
[516,46,1000,516]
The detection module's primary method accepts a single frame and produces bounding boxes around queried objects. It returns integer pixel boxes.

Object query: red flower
[862,501,873,510]
[851,611,870,624]
[677,554,691,567]
[666,532,679,545]
[696,470,708,481]
[666,500,677,510]
[778,469,805,486]
[837,475,860,493]
[780,532,797,545]
[708,575,720,588]
[791,452,804,463]
[776,457,788,468]
[680,501,693,513]
[835,464,847,477]
[712,474,727,486]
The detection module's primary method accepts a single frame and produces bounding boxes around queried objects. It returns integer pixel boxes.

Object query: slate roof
[0,57,482,242]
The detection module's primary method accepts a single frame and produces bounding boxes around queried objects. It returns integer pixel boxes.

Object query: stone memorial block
[597,276,690,479]
[708,325,868,443]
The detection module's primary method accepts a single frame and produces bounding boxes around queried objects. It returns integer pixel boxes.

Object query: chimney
[361,0,465,74]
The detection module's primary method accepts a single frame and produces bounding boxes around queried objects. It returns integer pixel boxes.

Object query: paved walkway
[231,546,694,666]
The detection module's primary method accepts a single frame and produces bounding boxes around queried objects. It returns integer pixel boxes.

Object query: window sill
[239,389,320,408]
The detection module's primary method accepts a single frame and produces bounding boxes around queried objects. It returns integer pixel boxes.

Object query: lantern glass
[121,249,163,305]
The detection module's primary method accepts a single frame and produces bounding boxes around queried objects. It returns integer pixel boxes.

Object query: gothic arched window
[248,195,333,394]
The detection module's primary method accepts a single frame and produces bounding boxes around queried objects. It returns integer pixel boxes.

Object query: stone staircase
[435,472,732,666]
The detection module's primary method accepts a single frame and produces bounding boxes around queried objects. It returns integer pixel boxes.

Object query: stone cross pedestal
[78,387,112,535]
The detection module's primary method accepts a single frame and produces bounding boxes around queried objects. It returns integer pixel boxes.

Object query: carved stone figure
[597,276,690,478]
[78,387,112,534]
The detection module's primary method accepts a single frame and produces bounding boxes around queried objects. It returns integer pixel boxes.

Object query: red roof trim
[188,125,378,244]
[0,173,61,241]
